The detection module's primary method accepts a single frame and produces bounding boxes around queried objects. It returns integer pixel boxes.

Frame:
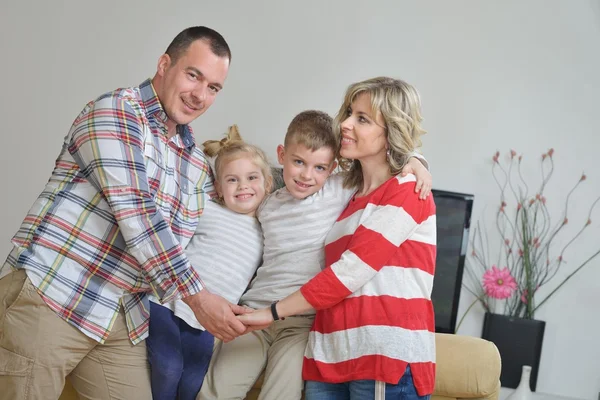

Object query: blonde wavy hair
[203,125,273,199]
[334,77,427,189]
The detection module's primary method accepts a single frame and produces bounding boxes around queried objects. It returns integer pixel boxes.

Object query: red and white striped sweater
[300,174,437,396]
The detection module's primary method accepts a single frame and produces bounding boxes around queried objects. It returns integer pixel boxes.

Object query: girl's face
[339,92,388,163]
[215,156,267,217]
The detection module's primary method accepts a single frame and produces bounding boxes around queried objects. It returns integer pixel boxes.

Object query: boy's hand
[401,157,432,200]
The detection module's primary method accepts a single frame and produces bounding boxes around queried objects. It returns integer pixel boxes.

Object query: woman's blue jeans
[304,365,431,400]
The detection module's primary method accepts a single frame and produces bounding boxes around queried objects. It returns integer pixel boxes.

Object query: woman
[240,77,436,400]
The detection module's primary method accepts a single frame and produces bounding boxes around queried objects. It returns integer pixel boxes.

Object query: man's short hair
[284,110,336,153]
[165,26,231,64]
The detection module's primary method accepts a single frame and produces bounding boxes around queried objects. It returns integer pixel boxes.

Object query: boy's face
[277,142,337,199]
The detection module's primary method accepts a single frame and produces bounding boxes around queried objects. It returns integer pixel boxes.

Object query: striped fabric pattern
[157,200,263,330]
[240,174,356,312]
[301,174,437,396]
[0,79,214,344]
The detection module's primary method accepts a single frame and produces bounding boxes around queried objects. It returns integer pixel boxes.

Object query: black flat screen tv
[431,189,474,334]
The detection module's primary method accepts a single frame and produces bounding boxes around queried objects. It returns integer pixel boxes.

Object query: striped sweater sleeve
[301,175,432,310]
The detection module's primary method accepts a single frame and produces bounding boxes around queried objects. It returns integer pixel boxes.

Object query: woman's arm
[237,290,311,326]
[239,175,435,325]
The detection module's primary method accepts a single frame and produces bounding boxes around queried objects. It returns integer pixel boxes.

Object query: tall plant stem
[455,296,484,333]
[533,248,600,313]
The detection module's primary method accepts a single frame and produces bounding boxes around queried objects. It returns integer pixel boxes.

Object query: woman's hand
[401,157,432,200]
[236,291,314,335]
[237,307,274,327]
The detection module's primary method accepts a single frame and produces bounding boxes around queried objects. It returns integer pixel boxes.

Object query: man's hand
[401,157,432,200]
[183,290,249,342]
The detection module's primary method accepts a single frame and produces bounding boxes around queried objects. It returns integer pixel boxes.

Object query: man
[0,26,246,399]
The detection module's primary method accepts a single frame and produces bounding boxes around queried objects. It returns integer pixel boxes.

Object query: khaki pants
[0,269,151,400]
[198,316,313,400]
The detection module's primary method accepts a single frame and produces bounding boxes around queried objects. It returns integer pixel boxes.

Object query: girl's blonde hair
[334,77,427,189]
[203,125,273,196]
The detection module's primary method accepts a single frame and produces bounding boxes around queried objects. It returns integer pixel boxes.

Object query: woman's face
[339,92,387,163]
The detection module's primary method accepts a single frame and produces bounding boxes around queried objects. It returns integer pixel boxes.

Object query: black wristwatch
[270,301,285,321]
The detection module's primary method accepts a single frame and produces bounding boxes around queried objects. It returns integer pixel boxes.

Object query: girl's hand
[401,157,432,200]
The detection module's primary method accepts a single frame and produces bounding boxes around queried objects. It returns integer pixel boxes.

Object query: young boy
[198,110,429,400]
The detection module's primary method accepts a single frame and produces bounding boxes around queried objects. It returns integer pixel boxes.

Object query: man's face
[155,40,229,130]
[277,142,337,200]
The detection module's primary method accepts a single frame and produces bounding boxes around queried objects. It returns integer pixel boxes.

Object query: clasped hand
[183,290,271,342]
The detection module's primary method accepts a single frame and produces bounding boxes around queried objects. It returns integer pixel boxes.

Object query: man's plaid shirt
[0,79,214,344]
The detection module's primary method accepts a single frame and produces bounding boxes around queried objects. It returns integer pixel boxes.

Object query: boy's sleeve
[68,95,203,304]
[300,175,435,310]
[410,151,429,171]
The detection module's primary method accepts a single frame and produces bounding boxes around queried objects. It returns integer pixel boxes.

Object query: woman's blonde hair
[334,77,427,189]
[203,125,273,197]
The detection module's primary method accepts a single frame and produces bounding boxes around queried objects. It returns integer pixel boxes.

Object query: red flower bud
[518,155,522,162]
[580,174,587,181]
[505,239,510,246]
[542,154,547,160]
[586,219,592,226]
[535,194,540,200]
[529,199,535,206]
[558,255,563,262]
[541,196,547,205]
[501,201,507,207]
[563,218,568,225]
[517,203,522,210]
[510,149,517,158]
[518,249,524,257]
[548,148,554,157]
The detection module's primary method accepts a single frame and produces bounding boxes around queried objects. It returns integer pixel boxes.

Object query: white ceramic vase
[507,365,533,400]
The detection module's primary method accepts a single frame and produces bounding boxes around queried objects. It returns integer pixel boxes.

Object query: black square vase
[481,312,545,391]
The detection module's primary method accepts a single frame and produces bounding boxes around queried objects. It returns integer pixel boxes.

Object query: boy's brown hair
[284,110,336,153]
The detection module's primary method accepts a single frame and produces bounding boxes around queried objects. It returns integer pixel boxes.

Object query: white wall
[1,1,599,398]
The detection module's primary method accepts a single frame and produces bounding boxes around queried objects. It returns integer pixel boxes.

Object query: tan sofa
[428,333,501,400]
[60,333,500,400]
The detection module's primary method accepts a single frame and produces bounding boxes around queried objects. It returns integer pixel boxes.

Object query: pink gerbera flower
[482,266,517,299]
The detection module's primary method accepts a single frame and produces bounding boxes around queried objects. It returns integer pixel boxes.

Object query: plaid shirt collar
[139,78,196,149]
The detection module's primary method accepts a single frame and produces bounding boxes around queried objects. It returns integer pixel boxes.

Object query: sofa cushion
[434,333,501,399]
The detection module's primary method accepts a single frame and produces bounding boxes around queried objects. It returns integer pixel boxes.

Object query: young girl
[146,127,273,400]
